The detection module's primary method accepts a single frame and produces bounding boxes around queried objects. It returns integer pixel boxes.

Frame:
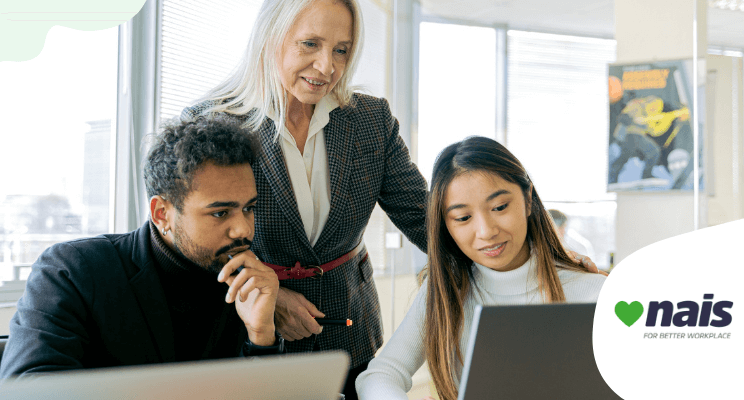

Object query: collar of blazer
[123,222,176,362]
[257,108,356,259]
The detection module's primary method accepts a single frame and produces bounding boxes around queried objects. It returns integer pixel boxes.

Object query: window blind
[507,30,617,269]
[353,0,390,98]
[507,30,617,202]
[160,0,261,122]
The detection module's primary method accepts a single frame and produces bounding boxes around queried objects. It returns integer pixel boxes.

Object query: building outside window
[0,27,118,286]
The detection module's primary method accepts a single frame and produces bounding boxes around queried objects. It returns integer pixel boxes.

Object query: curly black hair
[144,115,260,212]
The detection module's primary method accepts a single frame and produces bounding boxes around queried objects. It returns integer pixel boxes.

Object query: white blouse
[273,96,339,246]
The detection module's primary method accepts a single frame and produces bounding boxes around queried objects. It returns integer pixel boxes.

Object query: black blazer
[0,223,246,378]
[183,94,428,368]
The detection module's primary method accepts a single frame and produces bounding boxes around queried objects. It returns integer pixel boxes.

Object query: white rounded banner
[594,220,743,399]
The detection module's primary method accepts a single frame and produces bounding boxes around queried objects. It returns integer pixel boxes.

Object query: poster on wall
[608,60,702,191]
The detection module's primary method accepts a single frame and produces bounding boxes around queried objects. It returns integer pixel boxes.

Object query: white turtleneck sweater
[355,255,606,400]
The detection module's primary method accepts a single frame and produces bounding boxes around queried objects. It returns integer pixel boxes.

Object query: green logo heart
[615,301,644,327]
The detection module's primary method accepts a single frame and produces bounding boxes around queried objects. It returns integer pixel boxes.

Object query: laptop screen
[458,303,621,400]
[0,351,349,400]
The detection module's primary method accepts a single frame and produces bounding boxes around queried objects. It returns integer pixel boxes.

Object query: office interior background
[1,0,743,397]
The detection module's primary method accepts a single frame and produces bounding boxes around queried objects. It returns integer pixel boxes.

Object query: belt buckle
[307,265,323,279]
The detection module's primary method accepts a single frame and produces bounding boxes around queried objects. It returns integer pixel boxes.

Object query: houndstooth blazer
[182,93,428,368]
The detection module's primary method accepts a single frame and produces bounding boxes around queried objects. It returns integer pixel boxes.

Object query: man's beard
[171,222,252,275]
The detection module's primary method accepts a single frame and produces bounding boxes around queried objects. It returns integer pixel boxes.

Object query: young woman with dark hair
[356,136,606,400]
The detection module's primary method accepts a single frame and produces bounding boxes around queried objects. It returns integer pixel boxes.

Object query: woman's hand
[567,250,608,276]
[274,287,325,341]
[218,250,280,346]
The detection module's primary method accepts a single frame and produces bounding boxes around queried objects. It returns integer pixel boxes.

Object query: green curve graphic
[1,0,146,61]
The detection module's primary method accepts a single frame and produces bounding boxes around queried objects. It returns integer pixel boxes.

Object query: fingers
[299,313,323,336]
[217,250,266,283]
[304,301,326,319]
[581,257,598,273]
[225,270,278,304]
[274,288,323,340]
[279,322,322,341]
[276,315,314,341]
[568,251,599,273]
[278,312,320,339]
[278,326,304,342]
[220,251,278,304]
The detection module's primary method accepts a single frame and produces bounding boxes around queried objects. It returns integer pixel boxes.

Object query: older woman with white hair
[182,0,428,397]
[183,1,598,397]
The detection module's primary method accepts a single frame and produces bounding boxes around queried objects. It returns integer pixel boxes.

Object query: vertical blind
[353,0,389,97]
[160,0,261,122]
[506,30,617,269]
[507,30,617,202]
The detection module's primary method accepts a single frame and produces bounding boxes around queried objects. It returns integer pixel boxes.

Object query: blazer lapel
[127,226,176,363]
[314,109,354,252]
[257,120,314,252]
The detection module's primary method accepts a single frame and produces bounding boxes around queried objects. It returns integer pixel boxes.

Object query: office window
[506,30,617,269]
[159,0,262,122]
[0,27,118,282]
[352,0,389,98]
[417,22,497,184]
[354,0,392,274]
[507,30,616,201]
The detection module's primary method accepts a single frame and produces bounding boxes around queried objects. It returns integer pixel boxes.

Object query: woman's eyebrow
[486,189,509,202]
[302,35,352,46]
[444,189,510,214]
[445,203,467,214]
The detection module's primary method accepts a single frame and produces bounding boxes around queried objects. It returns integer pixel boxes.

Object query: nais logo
[615,294,734,339]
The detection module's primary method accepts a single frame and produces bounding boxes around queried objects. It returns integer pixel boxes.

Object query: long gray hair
[201,0,364,135]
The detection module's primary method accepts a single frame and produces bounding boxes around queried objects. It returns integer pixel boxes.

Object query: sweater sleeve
[355,285,428,400]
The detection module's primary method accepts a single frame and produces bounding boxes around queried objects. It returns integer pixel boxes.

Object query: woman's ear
[525,184,534,217]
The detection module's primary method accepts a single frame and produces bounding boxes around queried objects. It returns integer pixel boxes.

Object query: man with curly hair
[1,116,284,379]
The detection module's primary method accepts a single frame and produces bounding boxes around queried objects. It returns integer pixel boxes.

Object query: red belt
[262,242,367,280]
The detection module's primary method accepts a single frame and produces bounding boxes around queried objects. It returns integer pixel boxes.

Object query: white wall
[707,55,744,226]
[615,0,707,64]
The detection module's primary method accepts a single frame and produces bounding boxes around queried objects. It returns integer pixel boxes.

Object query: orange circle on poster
[609,76,623,103]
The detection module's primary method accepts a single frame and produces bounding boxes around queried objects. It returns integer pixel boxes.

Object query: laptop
[0,351,349,400]
[458,303,621,400]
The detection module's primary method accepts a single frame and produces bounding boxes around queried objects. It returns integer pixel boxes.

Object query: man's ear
[150,196,173,234]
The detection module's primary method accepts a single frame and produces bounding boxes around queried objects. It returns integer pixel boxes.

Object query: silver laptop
[0,351,348,400]
[458,303,621,400]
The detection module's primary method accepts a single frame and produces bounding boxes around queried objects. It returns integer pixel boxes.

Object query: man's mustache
[214,238,253,257]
